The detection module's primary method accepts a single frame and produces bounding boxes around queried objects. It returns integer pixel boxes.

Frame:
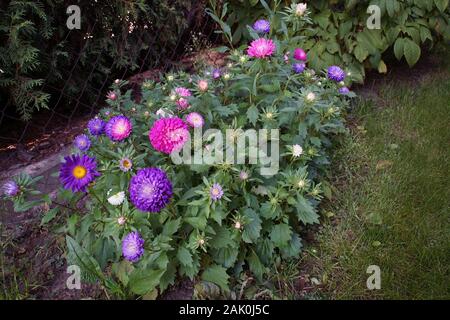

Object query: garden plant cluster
[2,4,355,298]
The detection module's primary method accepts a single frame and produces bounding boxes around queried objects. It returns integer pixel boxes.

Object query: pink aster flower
[174,87,192,110]
[185,112,204,128]
[247,38,276,59]
[149,117,190,154]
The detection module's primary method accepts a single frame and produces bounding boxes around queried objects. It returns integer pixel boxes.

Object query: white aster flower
[108,191,125,206]
[292,144,303,157]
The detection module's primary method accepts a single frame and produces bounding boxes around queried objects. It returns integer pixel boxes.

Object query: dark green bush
[208,0,450,83]
[0,0,209,121]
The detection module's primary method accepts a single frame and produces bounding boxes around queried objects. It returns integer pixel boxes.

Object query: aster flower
[247,38,276,59]
[253,19,270,34]
[293,63,306,74]
[327,66,346,82]
[105,115,132,141]
[212,68,221,79]
[185,112,204,128]
[174,87,192,110]
[305,92,316,103]
[295,3,307,16]
[122,231,144,262]
[149,117,189,154]
[2,180,19,197]
[119,157,133,172]
[73,134,91,152]
[117,216,126,225]
[239,171,249,181]
[59,154,100,192]
[292,144,303,157]
[339,87,350,95]
[129,168,173,213]
[106,91,117,101]
[108,191,125,206]
[87,118,105,136]
[209,183,224,202]
[293,48,307,61]
[198,79,208,92]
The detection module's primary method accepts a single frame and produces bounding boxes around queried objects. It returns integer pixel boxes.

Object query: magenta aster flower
[247,38,276,59]
[293,48,307,61]
[293,63,306,74]
[2,180,19,197]
[185,112,204,128]
[210,183,224,201]
[253,19,270,34]
[119,157,133,172]
[149,117,189,154]
[105,115,132,141]
[327,66,346,82]
[129,168,173,213]
[87,118,105,136]
[59,154,100,192]
[122,231,144,262]
[73,134,91,152]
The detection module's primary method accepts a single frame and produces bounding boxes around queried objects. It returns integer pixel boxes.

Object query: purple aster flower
[122,231,144,262]
[87,118,105,136]
[209,183,224,201]
[327,66,346,82]
[73,134,91,152]
[119,157,133,172]
[2,180,19,197]
[59,154,100,192]
[293,63,306,74]
[105,115,132,141]
[129,168,173,213]
[212,68,221,79]
[253,19,270,34]
[339,87,350,95]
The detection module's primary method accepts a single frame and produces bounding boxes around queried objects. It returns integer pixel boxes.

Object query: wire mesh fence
[0,2,220,177]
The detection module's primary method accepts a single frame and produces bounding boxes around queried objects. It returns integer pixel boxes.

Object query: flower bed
[2,6,354,298]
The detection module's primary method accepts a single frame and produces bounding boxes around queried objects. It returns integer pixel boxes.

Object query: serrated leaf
[247,251,266,281]
[40,207,58,226]
[162,218,181,236]
[209,226,233,248]
[246,105,259,125]
[295,196,320,225]
[128,268,165,295]
[242,208,262,243]
[269,223,292,248]
[177,246,193,267]
[201,264,230,292]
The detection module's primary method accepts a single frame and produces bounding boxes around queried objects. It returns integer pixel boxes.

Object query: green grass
[311,64,450,299]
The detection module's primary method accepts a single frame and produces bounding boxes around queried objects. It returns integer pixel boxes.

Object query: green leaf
[378,60,387,74]
[247,251,266,281]
[177,246,193,267]
[66,236,104,283]
[242,208,262,243]
[246,105,259,125]
[434,0,449,12]
[209,226,233,249]
[269,223,292,248]
[393,38,405,61]
[162,218,181,236]
[295,196,319,225]
[40,207,58,226]
[201,264,230,292]
[403,38,421,67]
[128,268,165,295]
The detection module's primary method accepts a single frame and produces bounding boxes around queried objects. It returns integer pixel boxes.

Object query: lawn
[310,55,450,299]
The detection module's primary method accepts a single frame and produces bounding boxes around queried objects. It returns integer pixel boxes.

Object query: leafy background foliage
[208,0,450,83]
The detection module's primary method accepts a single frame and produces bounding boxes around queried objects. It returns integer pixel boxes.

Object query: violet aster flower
[212,68,221,79]
[119,157,133,172]
[129,168,173,213]
[2,180,19,197]
[293,63,306,74]
[339,87,350,95]
[185,112,204,128]
[247,38,276,59]
[209,183,224,201]
[149,117,189,154]
[59,154,100,192]
[327,66,346,82]
[87,118,105,136]
[73,134,91,152]
[293,48,307,61]
[122,231,144,262]
[105,115,132,141]
[253,19,270,34]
